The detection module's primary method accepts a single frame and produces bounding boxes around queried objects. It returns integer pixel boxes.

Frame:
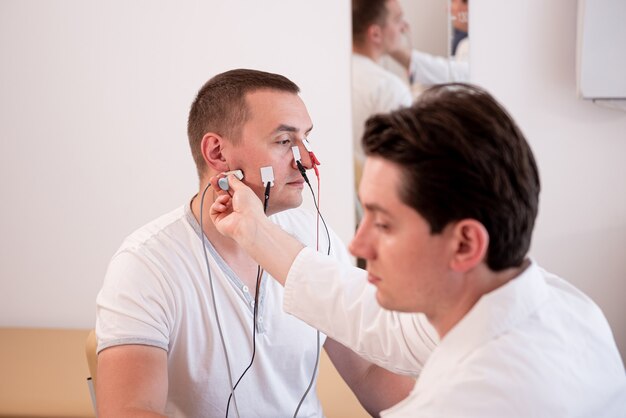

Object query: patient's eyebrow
[272,124,314,135]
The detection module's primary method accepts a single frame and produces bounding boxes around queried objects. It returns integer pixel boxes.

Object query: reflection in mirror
[451,0,469,56]
[383,0,470,95]
[351,0,469,245]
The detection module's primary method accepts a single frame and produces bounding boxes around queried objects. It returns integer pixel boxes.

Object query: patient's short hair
[187,69,300,178]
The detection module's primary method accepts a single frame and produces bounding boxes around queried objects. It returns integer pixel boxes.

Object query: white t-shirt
[351,53,413,194]
[97,204,351,417]
[284,249,626,417]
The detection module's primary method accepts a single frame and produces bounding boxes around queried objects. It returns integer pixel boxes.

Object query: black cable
[225,265,263,417]
[293,331,321,418]
[263,181,271,213]
[293,168,332,417]
[295,160,309,184]
[296,161,330,256]
[225,182,272,418]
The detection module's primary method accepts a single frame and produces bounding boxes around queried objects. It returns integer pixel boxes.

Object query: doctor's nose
[349,222,376,261]
[401,19,409,33]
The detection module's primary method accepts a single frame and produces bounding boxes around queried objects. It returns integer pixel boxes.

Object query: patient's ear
[367,23,383,46]
[449,219,489,273]
[201,133,229,172]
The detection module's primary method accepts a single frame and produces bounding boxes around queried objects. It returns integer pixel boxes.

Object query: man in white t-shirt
[95,69,427,417]
[210,83,626,417]
[351,0,413,199]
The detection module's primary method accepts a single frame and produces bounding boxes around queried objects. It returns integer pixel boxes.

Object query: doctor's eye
[374,222,390,231]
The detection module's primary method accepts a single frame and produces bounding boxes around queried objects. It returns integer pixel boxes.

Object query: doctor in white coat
[210,83,626,417]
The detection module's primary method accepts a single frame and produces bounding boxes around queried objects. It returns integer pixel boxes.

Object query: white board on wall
[577,0,626,99]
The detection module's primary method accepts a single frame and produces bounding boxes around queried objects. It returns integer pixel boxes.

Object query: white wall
[0,0,353,328]
[2,0,624,365]
[401,0,449,56]
[472,0,626,362]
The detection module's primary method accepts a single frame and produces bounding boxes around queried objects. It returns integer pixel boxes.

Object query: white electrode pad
[303,138,313,152]
[224,169,244,180]
[260,166,275,186]
[218,170,244,191]
[291,146,301,162]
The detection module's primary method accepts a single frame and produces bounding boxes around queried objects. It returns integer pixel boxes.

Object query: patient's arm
[96,344,168,418]
[324,338,415,416]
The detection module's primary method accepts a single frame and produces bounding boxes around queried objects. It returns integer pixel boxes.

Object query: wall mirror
[382,0,469,94]
[351,0,469,235]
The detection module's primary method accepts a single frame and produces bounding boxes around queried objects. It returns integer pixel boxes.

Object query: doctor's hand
[209,174,266,246]
[210,174,305,285]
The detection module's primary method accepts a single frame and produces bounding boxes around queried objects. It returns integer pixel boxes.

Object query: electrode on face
[260,166,275,187]
[303,138,321,166]
[218,169,244,191]
[291,146,301,163]
[302,138,313,153]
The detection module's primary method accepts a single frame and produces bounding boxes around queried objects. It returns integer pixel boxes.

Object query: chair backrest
[85,329,98,415]
[85,329,98,385]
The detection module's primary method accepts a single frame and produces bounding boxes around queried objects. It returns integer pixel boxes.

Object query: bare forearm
[325,338,415,416]
[210,176,305,284]
[357,365,415,415]
[235,216,304,286]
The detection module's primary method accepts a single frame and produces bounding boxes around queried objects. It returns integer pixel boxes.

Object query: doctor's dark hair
[362,83,540,271]
[352,0,388,45]
[187,68,300,179]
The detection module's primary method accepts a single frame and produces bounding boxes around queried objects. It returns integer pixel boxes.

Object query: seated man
[95,69,428,417]
[352,0,413,198]
[211,83,626,416]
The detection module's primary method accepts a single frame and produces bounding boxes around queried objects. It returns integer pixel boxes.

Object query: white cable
[199,183,240,418]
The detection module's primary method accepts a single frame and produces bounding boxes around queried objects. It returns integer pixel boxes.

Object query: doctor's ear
[449,219,489,273]
[201,133,229,172]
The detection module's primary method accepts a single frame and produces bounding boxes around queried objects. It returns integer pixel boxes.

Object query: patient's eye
[276,136,293,146]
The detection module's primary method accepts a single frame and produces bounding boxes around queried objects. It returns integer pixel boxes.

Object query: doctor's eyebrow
[362,202,393,216]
